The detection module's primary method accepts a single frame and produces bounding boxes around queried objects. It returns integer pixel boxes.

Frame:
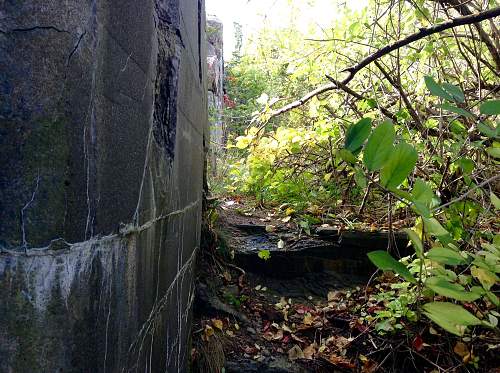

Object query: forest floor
[191,197,500,373]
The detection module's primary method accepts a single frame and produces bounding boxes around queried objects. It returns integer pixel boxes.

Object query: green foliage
[367,251,416,283]
[380,143,418,190]
[480,100,500,115]
[363,121,395,171]
[258,249,271,261]
[422,302,483,336]
[219,0,500,341]
[345,118,372,152]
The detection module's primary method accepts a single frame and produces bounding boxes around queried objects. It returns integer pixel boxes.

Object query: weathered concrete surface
[0,0,207,372]
[206,16,224,173]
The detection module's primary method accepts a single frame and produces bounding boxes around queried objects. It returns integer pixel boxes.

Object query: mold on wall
[0,0,208,372]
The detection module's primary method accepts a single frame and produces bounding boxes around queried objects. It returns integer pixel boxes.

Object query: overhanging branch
[269,7,500,119]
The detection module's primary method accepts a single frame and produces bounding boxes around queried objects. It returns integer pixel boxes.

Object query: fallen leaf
[263,331,274,341]
[303,343,316,359]
[244,345,257,354]
[273,329,284,341]
[281,216,291,223]
[204,325,214,340]
[291,334,306,343]
[265,225,276,232]
[303,313,314,326]
[277,239,285,249]
[328,355,356,369]
[212,319,224,331]
[412,335,424,352]
[288,345,304,361]
[360,354,378,373]
[454,342,469,358]
[328,290,341,302]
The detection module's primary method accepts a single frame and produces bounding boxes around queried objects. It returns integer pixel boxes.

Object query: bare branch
[269,7,500,119]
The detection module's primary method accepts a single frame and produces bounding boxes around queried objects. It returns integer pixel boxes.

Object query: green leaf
[478,122,498,138]
[471,266,499,291]
[412,179,434,206]
[486,290,500,307]
[404,228,424,259]
[338,149,357,164]
[363,120,395,171]
[456,158,474,174]
[425,277,481,302]
[491,192,500,209]
[380,143,418,190]
[258,249,271,261]
[438,103,473,118]
[424,76,454,101]
[423,217,448,236]
[367,250,416,283]
[486,147,500,159]
[345,117,372,152]
[427,247,466,265]
[354,167,367,188]
[412,201,431,218]
[391,188,412,201]
[422,302,482,336]
[480,100,500,115]
[441,83,465,103]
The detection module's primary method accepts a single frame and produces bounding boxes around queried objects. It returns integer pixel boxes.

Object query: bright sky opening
[206,0,369,60]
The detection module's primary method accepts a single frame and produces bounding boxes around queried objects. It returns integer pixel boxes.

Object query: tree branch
[269,7,500,119]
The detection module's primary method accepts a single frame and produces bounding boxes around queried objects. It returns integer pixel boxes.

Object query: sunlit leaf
[427,247,466,265]
[339,149,357,164]
[422,302,482,336]
[425,277,480,301]
[258,249,271,260]
[380,143,417,190]
[491,192,500,209]
[363,120,395,171]
[412,179,434,206]
[486,147,500,158]
[404,228,424,259]
[471,266,499,291]
[423,218,448,237]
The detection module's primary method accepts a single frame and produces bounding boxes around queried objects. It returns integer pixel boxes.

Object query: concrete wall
[0,0,207,372]
[206,16,224,174]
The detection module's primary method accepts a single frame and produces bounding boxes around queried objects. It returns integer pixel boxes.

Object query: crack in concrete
[0,25,71,35]
[67,30,87,65]
[20,171,41,252]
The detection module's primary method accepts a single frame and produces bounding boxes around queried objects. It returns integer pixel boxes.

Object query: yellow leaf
[471,266,498,291]
[204,325,214,340]
[212,319,224,331]
[303,313,314,326]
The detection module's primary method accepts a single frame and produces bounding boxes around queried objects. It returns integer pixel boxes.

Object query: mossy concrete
[0,0,208,372]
